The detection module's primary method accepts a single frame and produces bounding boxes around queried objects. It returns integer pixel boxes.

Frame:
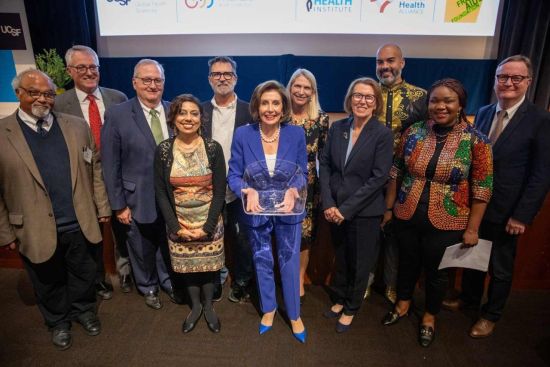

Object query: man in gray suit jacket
[54,45,131,300]
[0,70,111,350]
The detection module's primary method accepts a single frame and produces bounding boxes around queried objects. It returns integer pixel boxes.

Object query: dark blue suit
[227,123,307,320]
[461,99,550,321]
[101,97,173,295]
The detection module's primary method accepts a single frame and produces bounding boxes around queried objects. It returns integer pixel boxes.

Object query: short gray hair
[497,54,533,77]
[133,59,165,79]
[208,56,237,74]
[65,45,99,66]
[11,68,56,91]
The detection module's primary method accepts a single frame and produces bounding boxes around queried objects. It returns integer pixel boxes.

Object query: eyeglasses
[495,74,530,84]
[18,87,56,100]
[351,93,376,103]
[68,64,100,74]
[134,77,165,86]
[209,72,235,80]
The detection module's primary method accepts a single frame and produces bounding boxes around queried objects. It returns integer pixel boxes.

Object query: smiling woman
[154,94,226,334]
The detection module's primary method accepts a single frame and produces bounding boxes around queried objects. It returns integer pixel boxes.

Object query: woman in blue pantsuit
[227,80,308,343]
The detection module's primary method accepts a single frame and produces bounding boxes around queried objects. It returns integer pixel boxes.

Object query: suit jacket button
[48,213,53,217]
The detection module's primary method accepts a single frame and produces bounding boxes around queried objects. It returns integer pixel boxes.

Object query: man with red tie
[54,45,131,299]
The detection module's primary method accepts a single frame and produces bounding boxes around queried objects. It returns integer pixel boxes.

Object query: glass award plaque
[242,159,307,216]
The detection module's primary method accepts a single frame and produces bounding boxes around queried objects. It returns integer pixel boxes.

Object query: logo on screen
[106,0,131,6]
[370,0,392,13]
[0,25,22,37]
[184,0,215,9]
[306,0,352,13]
[370,0,426,14]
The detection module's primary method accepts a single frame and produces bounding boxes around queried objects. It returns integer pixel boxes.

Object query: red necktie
[87,95,102,149]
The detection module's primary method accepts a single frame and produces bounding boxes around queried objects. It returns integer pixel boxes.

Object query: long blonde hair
[287,68,321,121]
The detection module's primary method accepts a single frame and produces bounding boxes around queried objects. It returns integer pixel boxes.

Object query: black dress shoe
[300,295,305,305]
[77,313,101,336]
[382,310,408,326]
[120,274,132,293]
[419,324,435,347]
[52,328,72,350]
[182,307,203,333]
[144,290,162,310]
[213,283,223,302]
[96,281,113,300]
[204,310,221,333]
[165,288,184,304]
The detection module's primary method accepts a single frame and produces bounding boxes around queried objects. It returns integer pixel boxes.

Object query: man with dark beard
[0,69,111,350]
[374,44,428,304]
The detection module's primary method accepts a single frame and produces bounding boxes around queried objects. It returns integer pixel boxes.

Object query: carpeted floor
[0,268,549,367]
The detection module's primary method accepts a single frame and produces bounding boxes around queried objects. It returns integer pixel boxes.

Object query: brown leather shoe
[469,318,495,338]
[442,298,463,312]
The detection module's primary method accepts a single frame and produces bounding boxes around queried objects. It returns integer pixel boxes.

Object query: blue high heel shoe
[293,328,307,343]
[259,323,273,335]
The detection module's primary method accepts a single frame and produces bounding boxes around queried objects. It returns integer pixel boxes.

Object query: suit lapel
[131,98,157,150]
[276,124,291,163]
[339,117,352,170]
[162,100,173,138]
[479,105,496,136]
[66,89,85,119]
[346,117,376,168]
[4,113,46,190]
[248,123,265,163]
[493,100,529,155]
[56,114,79,191]
[99,87,113,109]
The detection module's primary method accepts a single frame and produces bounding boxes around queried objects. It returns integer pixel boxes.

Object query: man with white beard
[0,69,111,350]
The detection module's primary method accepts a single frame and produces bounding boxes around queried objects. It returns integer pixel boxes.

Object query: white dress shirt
[18,108,54,132]
[75,87,105,125]
[138,99,169,140]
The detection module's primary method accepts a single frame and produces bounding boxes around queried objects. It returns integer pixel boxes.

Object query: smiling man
[101,59,177,310]
[372,43,429,304]
[446,55,550,338]
[201,56,254,303]
[54,45,131,300]
[0,69,111,350]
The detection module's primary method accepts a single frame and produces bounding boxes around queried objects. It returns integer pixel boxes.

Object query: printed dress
[290,111,329,242]
[168,140,224,273]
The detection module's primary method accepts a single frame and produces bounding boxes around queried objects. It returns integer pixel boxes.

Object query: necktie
[36,119,46,136]
[149,109,164,145]
[489,110,507,144]
[87,95,102,149]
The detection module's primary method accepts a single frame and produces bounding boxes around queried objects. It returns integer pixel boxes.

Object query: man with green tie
[101,59,177,310]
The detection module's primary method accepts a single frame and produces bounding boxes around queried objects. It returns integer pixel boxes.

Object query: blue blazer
[319,116,393,220]
[101,97,172,224]
[227,122,307,227]
[474,100,550,224]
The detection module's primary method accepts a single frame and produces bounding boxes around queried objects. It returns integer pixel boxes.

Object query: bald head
[376,44,405,87]
[13,69,56,118]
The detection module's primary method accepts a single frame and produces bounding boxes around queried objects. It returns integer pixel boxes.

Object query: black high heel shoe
[381,309,408,326]
[418,324,435,347]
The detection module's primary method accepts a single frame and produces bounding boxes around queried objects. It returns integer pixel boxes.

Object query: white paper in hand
[438,239,492,272]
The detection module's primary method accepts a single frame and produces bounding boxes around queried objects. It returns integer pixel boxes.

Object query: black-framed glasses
[18,87,56,100]
[495,74,530,84]
[351,93,376,103]
[209,71,235,80]
[134,77,165,86]
[68,64,100,74]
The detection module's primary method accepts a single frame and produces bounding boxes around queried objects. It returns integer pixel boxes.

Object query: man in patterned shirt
[371,43,428,303]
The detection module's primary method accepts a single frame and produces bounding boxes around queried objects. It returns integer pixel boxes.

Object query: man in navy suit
[54,45,131,299]
[201,56,254,303]
[445,55,550,338]
[101,59,175,310]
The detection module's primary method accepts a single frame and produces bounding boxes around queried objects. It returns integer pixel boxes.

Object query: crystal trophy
[242,159,307,216]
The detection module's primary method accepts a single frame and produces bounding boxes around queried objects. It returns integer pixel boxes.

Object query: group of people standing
[1,43,548,351]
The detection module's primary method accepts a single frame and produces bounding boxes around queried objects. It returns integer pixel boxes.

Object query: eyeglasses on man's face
[134,77,165,86]
[18,87,56,100]
[495,74,530,85]
[351,93,376,103]
[68,64,100,74]
[209,71,235,80]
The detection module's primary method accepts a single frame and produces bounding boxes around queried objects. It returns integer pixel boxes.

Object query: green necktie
[150,109,164,145]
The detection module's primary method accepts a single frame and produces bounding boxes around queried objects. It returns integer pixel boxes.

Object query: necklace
[260,123,281,143]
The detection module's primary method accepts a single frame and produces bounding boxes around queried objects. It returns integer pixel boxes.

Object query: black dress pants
[460,220,518,322]
[21,230,97,329]
[330,216,381,316]
[394,212,462,315]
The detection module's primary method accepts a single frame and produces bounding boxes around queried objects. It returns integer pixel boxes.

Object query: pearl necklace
[260,123,281,143]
